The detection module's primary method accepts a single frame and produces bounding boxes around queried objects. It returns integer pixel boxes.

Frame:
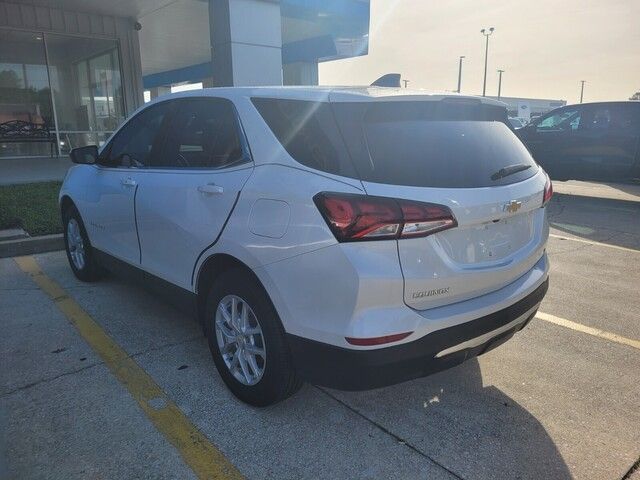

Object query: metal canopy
[17,0,369,87]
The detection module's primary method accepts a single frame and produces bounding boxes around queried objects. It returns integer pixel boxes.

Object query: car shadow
[547,194,640,250]
[32,252,572,479]
[323,358,572,480]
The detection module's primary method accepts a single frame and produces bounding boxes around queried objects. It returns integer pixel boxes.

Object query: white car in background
[60,87,551,406]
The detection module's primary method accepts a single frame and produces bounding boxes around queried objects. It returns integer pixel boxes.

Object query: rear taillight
[542,174,553,206]
[313,192,457,242]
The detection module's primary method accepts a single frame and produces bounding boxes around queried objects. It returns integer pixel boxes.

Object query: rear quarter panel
[195,163,363,276]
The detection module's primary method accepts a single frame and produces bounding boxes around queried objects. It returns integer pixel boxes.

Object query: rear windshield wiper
[491,163,532,181]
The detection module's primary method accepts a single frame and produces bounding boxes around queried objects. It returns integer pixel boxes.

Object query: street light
[497,69,505,99]
[457,56,465,93]
[480,27,495,97]
[580,80,586,103]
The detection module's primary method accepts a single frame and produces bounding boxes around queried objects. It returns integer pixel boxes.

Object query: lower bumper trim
[287,277,548,390]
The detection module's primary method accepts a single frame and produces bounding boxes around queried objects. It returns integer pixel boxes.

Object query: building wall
[0,1,144,113]
[488,96,567,118]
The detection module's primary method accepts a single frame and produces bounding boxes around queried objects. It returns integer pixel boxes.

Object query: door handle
[121,177,136,187]
[198,184,224,195]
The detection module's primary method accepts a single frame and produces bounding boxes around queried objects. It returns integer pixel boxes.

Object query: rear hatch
[330,96,548,310]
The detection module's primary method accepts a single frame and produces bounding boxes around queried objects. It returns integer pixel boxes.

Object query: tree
[630,91,640,101]
[0,69,21,89]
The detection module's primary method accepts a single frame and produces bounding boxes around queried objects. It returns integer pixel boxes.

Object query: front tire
[62,205,103,282]
[205,269,302,406]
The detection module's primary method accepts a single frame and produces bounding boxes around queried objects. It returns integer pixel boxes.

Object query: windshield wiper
[491,163,532,181]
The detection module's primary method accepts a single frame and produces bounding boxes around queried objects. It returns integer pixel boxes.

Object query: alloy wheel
[215,295,266,386]
[67,218,86,270]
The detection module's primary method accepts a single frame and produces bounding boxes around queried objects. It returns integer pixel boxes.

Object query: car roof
[561,101,640,108]
[148,86,507,107]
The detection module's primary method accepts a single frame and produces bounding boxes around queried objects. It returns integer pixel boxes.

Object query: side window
[536,108,581,132]
[584,104,639,136]
[611,105,638,132]
[251,98,355,176]
[154,98,245,169]
[104,101,174,167]
[585,106,611,131]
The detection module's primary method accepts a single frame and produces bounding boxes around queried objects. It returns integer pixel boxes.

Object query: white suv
[61,87,551,406]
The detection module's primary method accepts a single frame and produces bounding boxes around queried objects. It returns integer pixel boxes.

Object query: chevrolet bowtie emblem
[503,200,522,213]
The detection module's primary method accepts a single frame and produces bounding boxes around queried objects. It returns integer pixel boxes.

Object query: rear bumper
[287,277,548,390]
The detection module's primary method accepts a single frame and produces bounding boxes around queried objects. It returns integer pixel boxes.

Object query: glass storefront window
[0,29,126,158]
[45,34,125,153]
[0,30,55,158]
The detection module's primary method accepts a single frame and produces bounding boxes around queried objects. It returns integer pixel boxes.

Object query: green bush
[0,181,62,236]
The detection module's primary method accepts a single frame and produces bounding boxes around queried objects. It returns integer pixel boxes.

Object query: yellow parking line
[14,256,243,480]
[549,233,640,254]
[536,311,640,350]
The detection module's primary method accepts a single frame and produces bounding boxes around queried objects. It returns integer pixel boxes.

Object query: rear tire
[205,268,302,406]
[62,205,104,282]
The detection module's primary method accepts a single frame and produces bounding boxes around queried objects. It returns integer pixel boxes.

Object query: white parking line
[549,233,639,253]
[536,311,640,350]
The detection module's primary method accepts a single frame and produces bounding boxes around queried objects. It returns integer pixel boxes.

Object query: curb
[552,182,640,204]
[0,234,64,259]
[552,191,640,208]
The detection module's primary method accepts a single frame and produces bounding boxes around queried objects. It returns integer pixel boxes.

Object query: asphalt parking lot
[1,182,639,480]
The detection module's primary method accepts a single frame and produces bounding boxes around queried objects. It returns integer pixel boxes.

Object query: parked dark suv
[517,102,640,182]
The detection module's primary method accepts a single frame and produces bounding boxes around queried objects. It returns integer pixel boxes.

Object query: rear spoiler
[371,74,401,88]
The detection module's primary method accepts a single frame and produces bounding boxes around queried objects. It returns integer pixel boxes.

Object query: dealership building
[0,0,370,161]
[487,96,567,120]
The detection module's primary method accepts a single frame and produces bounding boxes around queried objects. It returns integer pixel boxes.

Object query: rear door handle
[121,177,136,187]
[198,184,224,195]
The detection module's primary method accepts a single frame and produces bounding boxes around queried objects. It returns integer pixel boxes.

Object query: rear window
[252,97,538,188]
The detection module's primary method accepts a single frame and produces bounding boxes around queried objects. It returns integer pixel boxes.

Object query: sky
[319,0,640,103]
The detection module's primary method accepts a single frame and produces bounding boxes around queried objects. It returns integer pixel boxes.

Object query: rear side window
[154,98,246,169]
[253,97,537,188]
[251,98,356,177]
[584,104,640,136]
[613,104,640,135]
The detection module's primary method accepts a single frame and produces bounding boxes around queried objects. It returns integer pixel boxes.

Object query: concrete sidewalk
[553,179,640,203]
[0,156,72,186]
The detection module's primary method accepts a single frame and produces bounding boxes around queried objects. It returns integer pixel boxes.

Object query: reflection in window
[107,101,174,167]
[0,30,55,157]
[589,108,611,130]
[536,110,581,131]
[158,99,243,169]
[46,34,125,152]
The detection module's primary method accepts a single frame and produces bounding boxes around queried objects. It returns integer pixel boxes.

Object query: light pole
[402,79,410,88]
[457,56,465,93]
[497,69,505,99]
[579,80,586,103]
[481,27,495,97]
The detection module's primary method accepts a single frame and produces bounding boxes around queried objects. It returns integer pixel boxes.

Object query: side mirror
[70,145,99,165]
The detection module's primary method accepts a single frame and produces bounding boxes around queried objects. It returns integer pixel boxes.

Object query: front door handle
[198,184,224,195]
[121,177,136,187]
